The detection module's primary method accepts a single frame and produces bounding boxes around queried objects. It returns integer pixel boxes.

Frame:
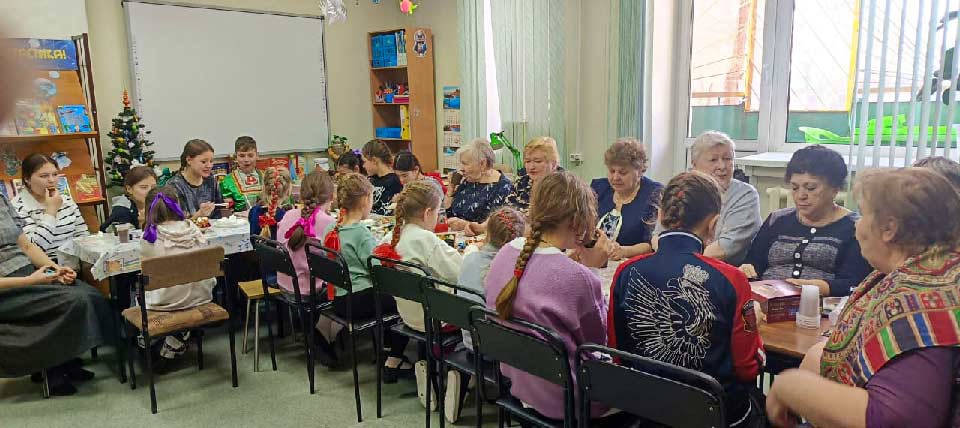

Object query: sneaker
[444,370,463,423]
[415,360,437,411]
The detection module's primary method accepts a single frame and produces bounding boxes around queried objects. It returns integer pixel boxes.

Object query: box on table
[750,280,801,323]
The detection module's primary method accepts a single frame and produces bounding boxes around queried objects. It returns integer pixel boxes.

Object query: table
[58,225,253,281]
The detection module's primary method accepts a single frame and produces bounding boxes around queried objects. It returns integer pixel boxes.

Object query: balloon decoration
[399,0,417,15]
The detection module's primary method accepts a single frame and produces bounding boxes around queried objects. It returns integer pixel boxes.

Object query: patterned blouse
[449,173,514,223]
[505,167,563,213]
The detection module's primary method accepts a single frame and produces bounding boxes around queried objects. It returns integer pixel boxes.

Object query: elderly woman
[914,155,960,191]
[444,138,514,230]
[0,193,109,395]
[689,131,761,265]
[591,138,663,259]
[741,145,871,297]
[766,168,960,428]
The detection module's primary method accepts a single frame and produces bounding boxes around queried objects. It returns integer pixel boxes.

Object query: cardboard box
[750,280,801,323]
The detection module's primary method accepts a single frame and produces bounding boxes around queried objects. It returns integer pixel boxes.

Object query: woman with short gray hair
[689,131,761,265]
[444,138,514,230]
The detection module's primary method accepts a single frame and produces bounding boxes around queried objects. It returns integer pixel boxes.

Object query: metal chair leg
[242,298,252,354]
[41,369,49,399]
[265,297,278,371]
[197,331,204,370]
[351,329,362,423]
[144,332,158,414]
[254,300,261,372]
[228,317,239,388]
[126,326,138,390]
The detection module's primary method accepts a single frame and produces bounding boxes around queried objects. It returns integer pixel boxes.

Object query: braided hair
[258,167,292,239]
[322,172,373,252]
[485,206,526,248]
[287,169,335,250]
[372,180,442,262]
[495,171,597,319]
[659,171,722,232]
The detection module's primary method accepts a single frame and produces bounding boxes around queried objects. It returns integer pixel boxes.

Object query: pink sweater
[275,208,336,295]
[484,238,609,420]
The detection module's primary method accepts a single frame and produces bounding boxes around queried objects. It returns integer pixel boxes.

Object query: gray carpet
[0,326,498,427]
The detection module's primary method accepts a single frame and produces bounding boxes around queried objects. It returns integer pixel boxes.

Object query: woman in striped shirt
[12,154,89,265]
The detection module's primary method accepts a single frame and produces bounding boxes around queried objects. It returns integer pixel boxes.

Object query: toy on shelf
[374,81,410,104]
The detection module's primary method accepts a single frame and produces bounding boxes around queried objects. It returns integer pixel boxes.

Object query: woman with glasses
[740,145,871,297]
[590,138,663,260]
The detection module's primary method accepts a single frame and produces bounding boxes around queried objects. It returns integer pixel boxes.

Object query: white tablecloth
[58,225,253,280]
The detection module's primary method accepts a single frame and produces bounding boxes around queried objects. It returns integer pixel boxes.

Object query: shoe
[415,360,437,411]
[46,372,77,396]
[383,356,414,384]
[444,370,464,423]
[65,366,95,382]
[313,331,340,369]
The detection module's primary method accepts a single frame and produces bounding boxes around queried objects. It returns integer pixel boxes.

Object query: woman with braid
[484,171,610,422]
[372,180,463,409]
[275,170,338,365]
[608,171,765,427]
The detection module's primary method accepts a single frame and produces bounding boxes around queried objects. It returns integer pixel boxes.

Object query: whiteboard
[124,1,328,159]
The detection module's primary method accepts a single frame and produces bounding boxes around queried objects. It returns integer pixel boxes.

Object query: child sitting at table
[607,171,764,427]
[167,139,225,219]
[140,186,217,369]
[248,167,292,239]
[372,180,463,411]
[220,136,263,212]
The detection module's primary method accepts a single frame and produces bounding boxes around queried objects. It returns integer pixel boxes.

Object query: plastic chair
[575,344,726,428]
[468,307,574,428]
[122,246,238,414]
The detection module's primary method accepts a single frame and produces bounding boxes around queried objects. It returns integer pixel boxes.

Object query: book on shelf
[14,100,60,135]
[55,174,72,199]
[0,118,16,136]
[57,104,92,133]
[73,173,103,203]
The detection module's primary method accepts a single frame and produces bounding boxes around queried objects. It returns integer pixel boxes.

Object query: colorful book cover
[55,174,72,198]
[212,161,230,184]
[256,157,291,172]
[11,179,23,196]
[0,118,16,136]
[14,100,60,135]
[73,174,103,203]
[0,181,9,199]
[57,105,92,133]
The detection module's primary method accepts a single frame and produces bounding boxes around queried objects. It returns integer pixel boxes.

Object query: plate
[213,217,248,228]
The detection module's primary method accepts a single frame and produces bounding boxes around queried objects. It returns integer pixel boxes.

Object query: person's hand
[574,234,610,268]
[44,187,63,216]
[606,239,624,261]
[27,266,55,285]
[196,202,215,218]
[766,372,801,427]
[446,217,468,231]
[799,341,826,373]
[739,264,758,279]
[54,265,77,285]
[651,234,660,252]
[464,222,484,237]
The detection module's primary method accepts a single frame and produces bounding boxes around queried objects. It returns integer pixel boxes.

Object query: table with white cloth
[58,224,253,281]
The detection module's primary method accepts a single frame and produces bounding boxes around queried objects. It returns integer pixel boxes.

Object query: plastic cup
[116,224,131,243]
[796,284,821,329]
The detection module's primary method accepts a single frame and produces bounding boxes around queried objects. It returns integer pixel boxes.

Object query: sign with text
[10,38,78,71]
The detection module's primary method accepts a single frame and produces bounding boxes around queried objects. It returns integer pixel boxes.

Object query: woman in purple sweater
[766,168,960,428]
[485,171,612,422]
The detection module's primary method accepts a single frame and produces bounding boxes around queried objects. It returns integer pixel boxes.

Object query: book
[14,100,60,135]
[73,173,103,203]
[57,105,92,133]
[0,118,16,136]
[0,181,9,199]
[212,161,230,184]
[750,280,802,323]
[55,174,72,199]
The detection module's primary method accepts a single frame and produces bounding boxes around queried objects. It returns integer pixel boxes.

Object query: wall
[0,0,88,39]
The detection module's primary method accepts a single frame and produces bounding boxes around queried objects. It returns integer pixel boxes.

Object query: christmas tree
[105,91,154,187]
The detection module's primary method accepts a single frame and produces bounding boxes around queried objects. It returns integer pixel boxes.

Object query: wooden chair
[468,307,575,428]
[251,236,327,391]
[307,241,391,424]
[421,279,495,428]
[575,344,726,428]
[122,246,238,414]
[238,280,281,372]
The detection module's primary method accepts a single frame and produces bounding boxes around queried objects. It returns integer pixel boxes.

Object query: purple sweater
[484,238,609,420]
[865,346,959,428]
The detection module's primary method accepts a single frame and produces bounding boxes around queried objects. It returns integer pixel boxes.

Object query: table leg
[109,275,128,384]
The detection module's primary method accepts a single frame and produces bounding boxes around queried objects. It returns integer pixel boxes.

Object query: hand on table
[446,217,468,231]
[195,202,216,218]
[464,221,484,237]
[739,264,758,279]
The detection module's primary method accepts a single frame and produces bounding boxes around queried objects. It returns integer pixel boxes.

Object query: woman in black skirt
[0,193,109,395]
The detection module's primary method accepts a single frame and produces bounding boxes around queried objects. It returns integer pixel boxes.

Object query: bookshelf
[368,28,438,172]
[0,35,108,224]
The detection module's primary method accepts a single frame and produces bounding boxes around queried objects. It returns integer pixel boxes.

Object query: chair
[237,280,282,372]
[251,236,327,393]
[575,344,726,428]
[468,307,575,428]
[368,255,461,428]
[307,241,389,424]
[421,279,495,428]
[122,246,238,414]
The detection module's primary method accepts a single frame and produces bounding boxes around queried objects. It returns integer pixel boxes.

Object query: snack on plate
[193,216,211,229]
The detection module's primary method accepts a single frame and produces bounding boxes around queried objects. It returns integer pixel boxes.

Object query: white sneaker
[415,360,437,410]
[444,370,463,423]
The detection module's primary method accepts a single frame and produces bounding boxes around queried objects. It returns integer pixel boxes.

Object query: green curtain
[606,0,646,143]
[458,0,487,141]
[490,0,566,170]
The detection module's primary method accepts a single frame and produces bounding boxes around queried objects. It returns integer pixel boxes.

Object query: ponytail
[495,227,542,319]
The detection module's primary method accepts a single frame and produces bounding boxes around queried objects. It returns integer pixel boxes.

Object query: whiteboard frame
[121,0,331,160]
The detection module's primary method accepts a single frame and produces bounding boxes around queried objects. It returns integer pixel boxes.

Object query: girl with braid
[248,167,292,239]
[276,170,338,365]
[372,180,463,410]
[484,171,610,422]
[608,171,765,427]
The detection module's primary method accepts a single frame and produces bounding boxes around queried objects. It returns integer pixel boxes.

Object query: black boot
[313,331,340,368]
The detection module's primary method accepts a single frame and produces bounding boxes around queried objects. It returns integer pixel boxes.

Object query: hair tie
[676,190,685,198]
[496,210,516,237]
[143,192,186,243]
[513,268,524,279]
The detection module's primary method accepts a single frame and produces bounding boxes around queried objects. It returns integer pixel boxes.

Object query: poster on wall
[440,86,461,174]
[443,86,460,110]
[9,39,78,71]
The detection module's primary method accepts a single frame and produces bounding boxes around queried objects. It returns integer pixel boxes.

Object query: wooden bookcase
[368,28,438,172]
[0,35,108,231]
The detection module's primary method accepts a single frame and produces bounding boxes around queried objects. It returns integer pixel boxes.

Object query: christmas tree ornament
[105,90,154,187]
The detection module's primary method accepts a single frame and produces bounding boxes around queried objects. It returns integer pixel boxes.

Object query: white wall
[0,0,88,39]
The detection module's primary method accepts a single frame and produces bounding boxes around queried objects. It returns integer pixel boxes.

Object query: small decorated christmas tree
[105,91,154,187]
